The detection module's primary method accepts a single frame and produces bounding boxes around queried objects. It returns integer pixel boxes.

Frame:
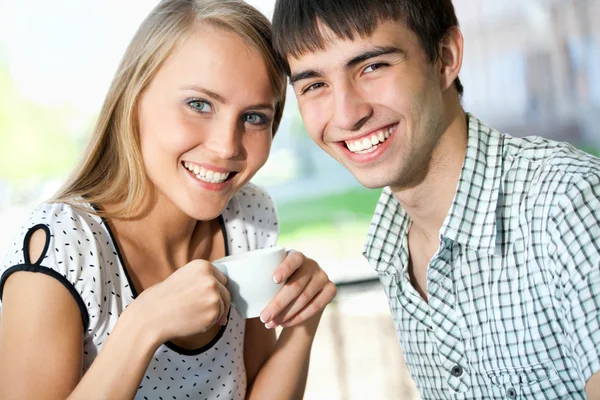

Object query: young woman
[0,0,336,398]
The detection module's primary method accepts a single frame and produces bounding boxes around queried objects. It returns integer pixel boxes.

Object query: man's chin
[352,173,391,190]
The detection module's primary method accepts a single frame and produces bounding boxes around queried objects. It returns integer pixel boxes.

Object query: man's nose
[331,81,372,131]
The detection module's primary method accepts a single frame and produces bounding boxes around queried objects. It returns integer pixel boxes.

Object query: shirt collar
[362,187,410,274]
[440,113,504,254]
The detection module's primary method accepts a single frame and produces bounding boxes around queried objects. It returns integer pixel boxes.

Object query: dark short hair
[272,0,464,96]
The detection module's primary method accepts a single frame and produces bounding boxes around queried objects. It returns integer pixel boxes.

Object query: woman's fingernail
[265,321,276,329]
[273,275,281,284]
[260,312,271,323]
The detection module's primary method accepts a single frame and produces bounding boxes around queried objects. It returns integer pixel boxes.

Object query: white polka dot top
[0,183,279,400]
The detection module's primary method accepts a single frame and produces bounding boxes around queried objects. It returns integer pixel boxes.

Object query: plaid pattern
[363,114,600,399]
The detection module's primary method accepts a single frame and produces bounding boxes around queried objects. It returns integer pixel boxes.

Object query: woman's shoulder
[24,201,99,230]
[228,183,277,219]
[3,202,99,259]
[0,201,110,333]
[234,182,275,205]
[222,183,279,251]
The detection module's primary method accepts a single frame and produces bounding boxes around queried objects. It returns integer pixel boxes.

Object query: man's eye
[363,63,386,74]
[243,113,268,125]
[303,82,326,94]
[187,99,212,113]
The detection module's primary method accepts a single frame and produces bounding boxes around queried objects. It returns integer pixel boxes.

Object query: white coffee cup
[212,246,286,319]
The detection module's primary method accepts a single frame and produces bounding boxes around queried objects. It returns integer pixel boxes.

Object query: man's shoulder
[504,134,599,167]
[501,134,600,192]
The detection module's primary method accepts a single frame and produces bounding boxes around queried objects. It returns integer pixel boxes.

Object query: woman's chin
[184,201,228,222]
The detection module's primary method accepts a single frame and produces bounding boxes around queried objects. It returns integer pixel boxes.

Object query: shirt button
[450,365,464,377]
[506,387,517,399]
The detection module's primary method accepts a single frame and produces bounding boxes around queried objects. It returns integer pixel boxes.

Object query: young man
[272,0,600,398]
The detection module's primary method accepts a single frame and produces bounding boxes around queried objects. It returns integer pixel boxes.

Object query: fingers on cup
[281,281,338,328]
[262,272,311,326]
[273,250,304,284]
[267,278,321,328]
[266,268,335,328]
[212,265,228,286]
[210,280,230,326]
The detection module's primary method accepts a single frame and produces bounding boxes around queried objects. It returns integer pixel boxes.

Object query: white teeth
[355,146,379,155]
[345,124,397,154]
[386,126,394,138]
[183,162,230,183]
[361,137,372,149]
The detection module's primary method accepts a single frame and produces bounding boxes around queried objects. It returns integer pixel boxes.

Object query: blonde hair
[53,0,287,219]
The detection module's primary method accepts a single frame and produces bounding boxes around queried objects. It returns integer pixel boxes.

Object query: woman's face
[138,23,277,220]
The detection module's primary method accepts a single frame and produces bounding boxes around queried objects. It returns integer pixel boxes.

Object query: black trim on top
[218,214,230,257]
[0,223,90,332]
[0,264,90,332]
[165,309,232,356]
[99,215,139,298]
[98,208,232,356]
[22,224,51,265]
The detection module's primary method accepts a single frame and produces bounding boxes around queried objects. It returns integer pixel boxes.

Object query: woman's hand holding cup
[136,259,231,343]
[260,250,337,329]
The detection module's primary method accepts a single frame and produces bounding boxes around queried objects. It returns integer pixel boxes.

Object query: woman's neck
[104,192,217,271]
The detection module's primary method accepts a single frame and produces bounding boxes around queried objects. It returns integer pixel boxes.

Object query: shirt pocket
[486,362,561,399]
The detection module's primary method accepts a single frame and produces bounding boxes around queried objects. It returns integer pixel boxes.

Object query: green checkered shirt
[363,114,600,399]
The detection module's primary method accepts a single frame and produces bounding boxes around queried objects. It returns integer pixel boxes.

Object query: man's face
[288,20,447,190]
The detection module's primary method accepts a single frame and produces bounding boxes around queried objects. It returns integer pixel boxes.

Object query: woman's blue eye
[188,99,212,112]
[243,113,267,125]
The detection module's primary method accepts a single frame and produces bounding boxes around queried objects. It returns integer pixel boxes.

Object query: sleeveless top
[0,183,279,400]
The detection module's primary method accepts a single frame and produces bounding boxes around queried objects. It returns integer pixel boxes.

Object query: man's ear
[438,26,464,92]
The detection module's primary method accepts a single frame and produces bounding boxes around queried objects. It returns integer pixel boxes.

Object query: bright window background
[1,1,600,399]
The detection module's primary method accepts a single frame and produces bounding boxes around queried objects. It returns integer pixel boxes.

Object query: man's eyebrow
[290,70,322,85]
[345,46,404,69]
[289,46,404,85]
[180,85,227,103]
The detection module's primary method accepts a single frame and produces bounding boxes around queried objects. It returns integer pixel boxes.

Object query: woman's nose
[205,119,240,159]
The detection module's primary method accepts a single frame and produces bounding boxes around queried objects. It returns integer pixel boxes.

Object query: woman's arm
[0,230,231,399]
[67,298,162,399]
[244,313,321,400]
[0,227,163,400]
[0,271,84,400]
[0,270,163,400]
[243,251,336,399]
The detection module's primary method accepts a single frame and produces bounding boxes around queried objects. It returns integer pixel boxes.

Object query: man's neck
[392,107,468,241]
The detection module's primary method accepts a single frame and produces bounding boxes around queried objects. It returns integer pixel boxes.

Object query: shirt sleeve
[547,171,600,384]
[0,203,105,333]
